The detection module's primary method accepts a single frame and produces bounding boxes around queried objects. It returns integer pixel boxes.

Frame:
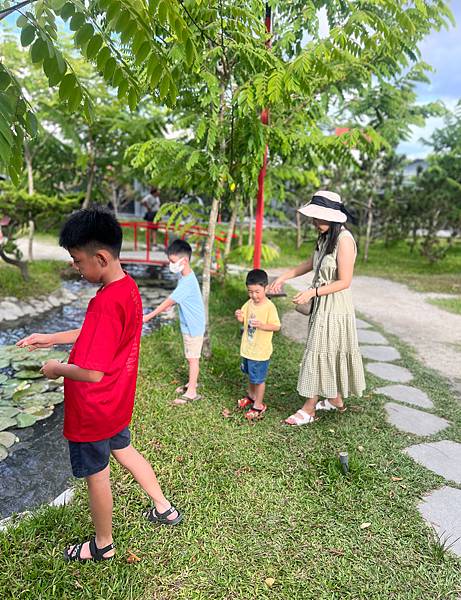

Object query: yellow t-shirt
[240,299,280,361]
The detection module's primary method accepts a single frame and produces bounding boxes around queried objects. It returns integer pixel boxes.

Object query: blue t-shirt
[170,272,206,337]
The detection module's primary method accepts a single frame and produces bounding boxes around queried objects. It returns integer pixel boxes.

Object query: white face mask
[169,258,185,274]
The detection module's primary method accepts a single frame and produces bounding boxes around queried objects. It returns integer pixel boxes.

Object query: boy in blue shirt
[144,240,205,403]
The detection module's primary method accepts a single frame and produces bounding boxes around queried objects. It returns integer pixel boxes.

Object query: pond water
[0,265,176,520]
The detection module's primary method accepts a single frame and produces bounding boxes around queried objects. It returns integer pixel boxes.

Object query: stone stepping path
[377,385,434,409]
[357,316,461,557]
[404,441,461,484]
[357,329,388,344]
[366,362,413,383]
[360,345,401,362]
[356,318,372,329]
[384,403,449,436]
[418,487,461,557]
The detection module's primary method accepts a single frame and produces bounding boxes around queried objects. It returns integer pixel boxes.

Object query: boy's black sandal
[63,536,115,562]
[145,504,183,526]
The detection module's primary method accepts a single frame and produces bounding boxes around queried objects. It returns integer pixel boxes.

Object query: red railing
[119,220,237,267]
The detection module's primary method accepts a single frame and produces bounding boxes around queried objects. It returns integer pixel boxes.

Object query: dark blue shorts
[241,358,270,384]
[68,427,131,478]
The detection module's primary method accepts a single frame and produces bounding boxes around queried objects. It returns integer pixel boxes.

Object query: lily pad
[26,407,53,421]
[0,417,16,431]
[15,370,44,380]
[0,431,17,448]
[0,359,10,369]
[12,359,43,370]
[0,445,8,461]
[15,413,38,428]
[0,374,8,385]
[0,407,20,418]
[47,378,64,390]
[43,392,64,406]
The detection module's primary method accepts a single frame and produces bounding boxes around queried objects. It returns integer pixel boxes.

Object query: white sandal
[284,409,318,426]
[315,399,347,413]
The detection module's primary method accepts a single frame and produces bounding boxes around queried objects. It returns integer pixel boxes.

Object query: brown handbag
[295,245,326,316]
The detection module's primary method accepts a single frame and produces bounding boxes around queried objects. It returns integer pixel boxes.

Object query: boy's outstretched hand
[40,359,62,380]
[235,309,244,323]
[16,333,55,351]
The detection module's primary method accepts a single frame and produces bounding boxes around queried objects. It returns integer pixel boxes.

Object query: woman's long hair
[316,222,348,255]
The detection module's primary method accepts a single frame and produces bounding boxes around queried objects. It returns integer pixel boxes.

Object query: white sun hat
[297,190,352,223]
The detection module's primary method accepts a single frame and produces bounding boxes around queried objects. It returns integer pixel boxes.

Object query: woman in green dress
[270,190,365,426]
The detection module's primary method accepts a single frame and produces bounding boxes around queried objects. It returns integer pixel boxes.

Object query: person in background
[143,239,205,404]
[269,190,365,426]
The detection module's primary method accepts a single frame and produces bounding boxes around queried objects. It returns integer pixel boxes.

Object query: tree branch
[0,0,38,21]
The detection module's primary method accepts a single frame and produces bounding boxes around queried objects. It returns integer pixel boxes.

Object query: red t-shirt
[63,274,142,442]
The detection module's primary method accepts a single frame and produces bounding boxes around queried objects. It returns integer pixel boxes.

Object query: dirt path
[268,269,461,397]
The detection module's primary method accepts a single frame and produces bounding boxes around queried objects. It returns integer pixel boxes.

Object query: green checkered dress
[297,229,365,399]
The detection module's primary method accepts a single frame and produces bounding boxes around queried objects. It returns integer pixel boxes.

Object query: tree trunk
[201,71,227,358]
[82,135,96,209]
[0,247,29,280]
[248,196,254,246]
[363,196,373,262]
[24,141,35,261]
[224,200,238,257]
[82,163,96,209]
[296,205,303,249]
[238,203,244,247]
[111,181,118,217]
[201,196,221,358]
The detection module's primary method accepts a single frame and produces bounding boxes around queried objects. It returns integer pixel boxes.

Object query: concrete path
[269,269,461,397]
[275,289,461,558]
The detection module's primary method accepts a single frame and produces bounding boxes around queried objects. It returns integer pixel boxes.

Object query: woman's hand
[293,288,315,305]
[235,309,244,323]
[268,276,285,294]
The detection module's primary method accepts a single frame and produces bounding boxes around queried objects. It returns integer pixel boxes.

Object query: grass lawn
[0,260,65,300]
[230,227,461,296]
[0,277,460,599]
[428,297,461,316]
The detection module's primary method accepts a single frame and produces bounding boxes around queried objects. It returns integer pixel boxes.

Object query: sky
[397,1,461,158]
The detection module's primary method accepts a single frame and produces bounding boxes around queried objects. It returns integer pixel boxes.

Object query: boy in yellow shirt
[235,269,281,420]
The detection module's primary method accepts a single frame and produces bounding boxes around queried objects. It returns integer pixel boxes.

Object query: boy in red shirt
[17,208,182,562]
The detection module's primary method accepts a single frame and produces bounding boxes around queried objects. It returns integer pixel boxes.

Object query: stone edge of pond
[0,287,78,325]
[0,486,75,533]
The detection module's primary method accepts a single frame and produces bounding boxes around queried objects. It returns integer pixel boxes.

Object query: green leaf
[60,2,75,20]
[96,47,111,72]
[43,56,63,86]
[132,30,146,54]
[0,71,11,92]
[106,0,121,23]
[30,38,48,63]
[69,12,85,31]
[59,73,77,101]
[75,24,94,46]
[103,56,116,80]
[120,20,138,44]
[185,38,194,67]
[159,73,169,99]
[26,111,38,136]
[157,0,168,24]
[68,87,83,112]
[55,51,67,75]
[128,87,138,111]
[20,25,36,47]
[86,34,103,59]
[135,41,151,66]
[112,67,124,86]
[150,62,163,88]
[117,79,129,100]
[16,16,28,28]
